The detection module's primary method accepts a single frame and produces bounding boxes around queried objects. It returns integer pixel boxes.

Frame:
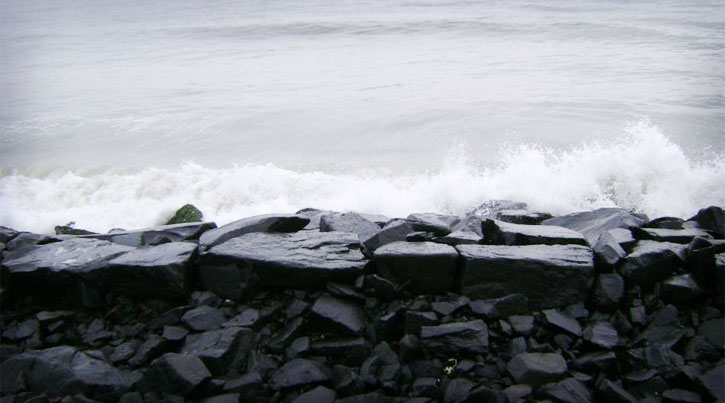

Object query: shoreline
[1,203,723,402]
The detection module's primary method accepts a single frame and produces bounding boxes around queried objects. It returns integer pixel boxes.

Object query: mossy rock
[54,222,97,236]
[166,204,203,225]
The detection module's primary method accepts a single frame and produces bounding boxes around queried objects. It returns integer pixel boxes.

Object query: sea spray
[1,122,723,234]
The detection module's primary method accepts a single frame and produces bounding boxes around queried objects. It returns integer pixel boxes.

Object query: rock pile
[0,203,723,402]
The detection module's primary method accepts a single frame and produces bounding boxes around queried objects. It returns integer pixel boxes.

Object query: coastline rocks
[494,209,553,225]
[199,231,367,300]
[140,353,211,396]
[310,295,365,336]
[507,352,568,387]
[483,219,587,246]
[457,244,594,310]
[270,358,331,390]
[406,213,461,236]
[634,227,712,244]
[319,212,380,242]
[84,222,216,247]
[687,206,724,238]
[373,241,458,293]
[542,208,648,245]
[620,241,686,290]
[419,320,489,354]
[362,219,413,252]
[199,214,309,249]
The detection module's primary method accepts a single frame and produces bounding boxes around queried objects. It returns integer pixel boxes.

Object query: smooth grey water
[1,0,724,233]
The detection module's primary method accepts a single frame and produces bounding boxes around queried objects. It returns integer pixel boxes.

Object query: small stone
[582,322,619,349]
[223,308,260,328]
[573,351,618,375]
[411,377,440,399]
[538,377,593,403]
[696,362,724,402]
[542,309,582,337]
[110,340,140,364]
[166,204,203,225]
[405,311,438,335]
[290,385,336,403]
[129,335,166,367]
[469,294,529,319]
[310,295,365,336]
[270,359,331,390]
[661,389,702,403]
[420,320,489,354]
[591,273,624,309]
[595,378,637,403]
[142,353,211,397]
[199,394,241,403]
[504,384,533,403]
[508,315,535,336]
[507,353,568,387]
[162,326,189,342]
[658,274,704,304]
[285,300,310,320]
[181,306,226,331]
[697,318,724,349]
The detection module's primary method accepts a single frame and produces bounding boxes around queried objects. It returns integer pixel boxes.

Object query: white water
[1,0,724,233]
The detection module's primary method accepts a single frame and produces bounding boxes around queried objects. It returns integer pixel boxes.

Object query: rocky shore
[1,202,723,403]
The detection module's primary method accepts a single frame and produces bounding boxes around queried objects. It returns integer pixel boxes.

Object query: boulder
[592,232,627,269]
[1,238,134,307]
[270,358,331,390]
[320,212,380,242]
[181,327,257,375]
[494,210,553,225]
[374,241,458,294]
[84,222,216,247]
[141,353,211,397]
[620,241,686,290]
[419,320,488,354]
[181,306,226,331]
[199,214,309,249]
[697,361,724,402]
[457,244,594,310]
[199,231,367,300]
[542,309,582,337]
[687,206,724,238]
[310,295,365,336]
[0,346,140,401]
[608,228,637,251]
[296,208,334,230]
[542,208,648,245]
[362,219,413,252]
[483,219,587,246]
[166,204,203,225]
[657,274,703,304]
[634,227,712,244]
[0,226,19,243]
[4,232,60,252]
[645,216,685,229]
[591,273,625,309]
[582,322,619,349]
[406,213,461,236]
[106,242,197,299]
[507,352,568,387]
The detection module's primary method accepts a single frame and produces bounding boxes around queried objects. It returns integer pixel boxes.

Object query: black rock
[1,345,140,401]
[84,222,216,247]
[332,365,365,396]
[141,353,211,397]
[494,209,553,225]
[128,335,167,367]
[507,352,568,387]
[620,241,686,290]
[503,384,533,403]
[591,273,624,309]
[464,385,508,403]
[661,389,702,403]
[285,300,310,320]
[420,320,488,354]
[181,306,226,332]
[199,231,367,300]
[374,242,458,294]
[0,226,19,243]
[166,204,203,225]
[224,308,260,328]
[696,361,724,402]
[508,315,535,336]
[542,208,648,245]
[646,216,686,229]
[222,371,264,399]
[443,378,476,403]
[636,305,686,348]
[110,340,140,364]
[5,232,60,252]
[406,213,461,236]
[335,392,388,403]
[582,322,618,349]
[595,378,637,403]
[309,337,370,366]
[658,274,704,304]
[364,274,399,301]
[411,377,440,399]
[608,228,637,251]
[269,358,331,390]
[377,308,406,342]
[310,295,365,336]
[106,242,197,299]
[573,352,618,375]
[320,212,381,242]
[538,377,593,403]
[687,237,719,291]
[431,297,469,316]
[363,220,414,252]
[687,206,724,238]
[592,232,627,269]
[1,238,134,307]
[199,394,241,403]
[181,327,257,375]
[457,244,594,310]
[684,336,720,363]
[698,318,724,349]
[291,385,336,403]
[483,219,587,246]
[542,309,582,337]
[434,230,482,246]
[469,294,529,319]
[162,326,189,342]
[296,208,334,230]
[635,227,712,244]
[199,214,309,249]
[405,311,438,336]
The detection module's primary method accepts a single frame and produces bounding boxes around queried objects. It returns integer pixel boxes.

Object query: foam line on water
[1,121,723,234]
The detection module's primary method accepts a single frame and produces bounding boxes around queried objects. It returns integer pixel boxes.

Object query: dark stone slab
[698,318,724,349]
[181,327,257,375]
[635,227,713,244]
[538,378,593,403]
[509,315,535,336]
[542,309,582,337]
[591,273,624,309]
[128,335,167,367]
[542,208,648,245]
[620,241,686,290]
[636,305,686,349]
[84,222,216,247]
[106,242,197,299]
[199,214,309,249]
[697,362,724,402]
[582,322,618,349]
[457,244,594,310]
[405,311,438,335]
[484,219,587,246]
[687,206,724,238]
[310,295,365,336]
[608,228,637,251]
[0,226,19,244]
[595,377,637,403]
[507,352,568,387]
[420,320,488,354]
[320,212,380,242]
[291,385,336,403]
[141,353,211,397]
[658,274,704,304]
[0,346,140,401]
[362,219,414,252]
[162,326,189,342]
[406,213,461,236]
[592,232,627,269]
[469,293,529,319]
[5,232,60,252]
[494,209,553,225]
[434,230,482,246]
[199,231,366,300]
[645,217,685,230]
[269,358,331,390]
[661,389,702,403]
[374,241,458,294]
[1,238,134,307]
[181,306,226,331]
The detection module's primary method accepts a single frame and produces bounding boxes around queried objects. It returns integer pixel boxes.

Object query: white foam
[1,122,723,234]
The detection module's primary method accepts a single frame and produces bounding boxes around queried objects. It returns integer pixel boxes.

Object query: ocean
[1,0,724,234]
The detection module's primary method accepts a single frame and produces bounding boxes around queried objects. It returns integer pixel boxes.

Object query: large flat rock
[82,222,216,247]
[1,238,135,307]
[199,231,367,300]
[634,227,713,244]
[320,212,380,242]
[373,241,459,293]
[457,244,594,310]
[542,208,648,245]
[107,242,197,299]
[483,219,587,246]
[199,214,309,249]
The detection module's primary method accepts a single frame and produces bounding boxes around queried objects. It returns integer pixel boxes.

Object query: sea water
[1,0,724,233]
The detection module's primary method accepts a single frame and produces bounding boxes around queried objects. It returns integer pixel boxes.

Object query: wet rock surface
[0,204,723,402]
